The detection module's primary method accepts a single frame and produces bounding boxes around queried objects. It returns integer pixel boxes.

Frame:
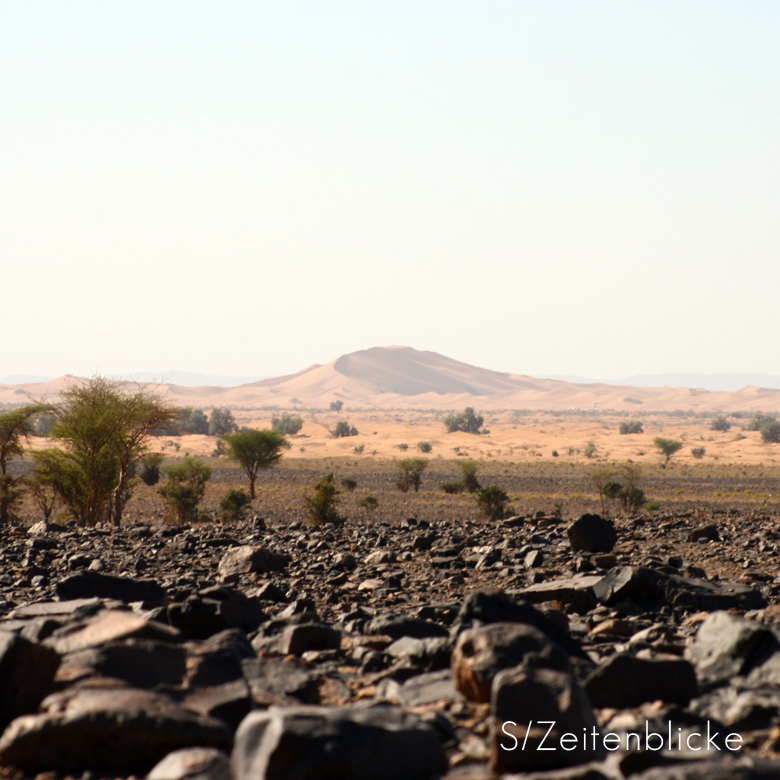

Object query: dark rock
[58,639,189,689]
[453,623,571,703]
[278,623,341,656]
[365,615,449,640]
[386,636,452,671]
[567,514,617,553]
[0,681,232,775]
[633,758,780,779]
[168,587,267,640]
[490,666,603,774]
[241,657,321,706]
[231,705,448,780]
[685,611,780,686]
[379,669,458,707]
[55,571,167,608]
[452,590,587,658]
[525,549,545,568]
[688,524,721,542]
[594,567,766,612]
[584,653,697,708]
[516,575,602,615]
[0,631,60,732]
[177,679,254,730]
[43,609,182,654]
[252,582,288,603]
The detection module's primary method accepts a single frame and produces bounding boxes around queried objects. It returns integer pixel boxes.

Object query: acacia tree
[443,407,484,434]
[0,405,44,522]
[396,458,428,493]
[221,429,287,499]
[654,437,682,466]
[35,378,179,526]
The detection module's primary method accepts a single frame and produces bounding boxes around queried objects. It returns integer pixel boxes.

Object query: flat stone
[515,576,603,615]
[55,571,167,608]
[43,609,182,654]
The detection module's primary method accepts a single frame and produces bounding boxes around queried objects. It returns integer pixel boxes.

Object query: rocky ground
[3,475,780,778]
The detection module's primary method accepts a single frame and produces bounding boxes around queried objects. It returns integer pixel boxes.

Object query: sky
[2,2,779,382]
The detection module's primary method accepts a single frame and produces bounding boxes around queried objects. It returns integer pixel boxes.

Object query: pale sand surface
[21,411,772,467]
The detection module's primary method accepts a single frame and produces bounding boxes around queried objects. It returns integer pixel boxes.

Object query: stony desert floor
[4,410,780,779]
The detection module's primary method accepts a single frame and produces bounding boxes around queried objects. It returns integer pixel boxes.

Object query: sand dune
[3,347,780,412]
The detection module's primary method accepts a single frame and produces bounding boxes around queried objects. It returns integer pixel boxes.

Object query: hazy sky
[2,2,778,380]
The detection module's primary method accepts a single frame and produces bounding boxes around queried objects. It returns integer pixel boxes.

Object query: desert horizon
[4,346,780,414]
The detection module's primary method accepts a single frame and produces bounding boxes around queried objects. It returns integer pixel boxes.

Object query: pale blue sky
[2,2,778,380]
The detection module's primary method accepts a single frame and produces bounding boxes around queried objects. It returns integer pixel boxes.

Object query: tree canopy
[221,428,287,499]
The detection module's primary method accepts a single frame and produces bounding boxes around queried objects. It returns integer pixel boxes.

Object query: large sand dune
[3,346,780,412]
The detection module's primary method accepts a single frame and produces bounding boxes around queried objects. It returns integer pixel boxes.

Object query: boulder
[217,547,287,578]
[168,587,267,639]
[567,514,617,553]
[231,705,448,780]
[55,571,166,607]
[685,611,780,686]
[515,576,602,615]
[452,623,571,703]
[490,666,603,774]
[584,653,697,708]
[43,609,182,654]
[0,682,232,775]
[0,631,60,732]
[452,591,587,658]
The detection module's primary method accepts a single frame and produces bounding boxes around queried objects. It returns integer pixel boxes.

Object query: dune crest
[3,347,780,412]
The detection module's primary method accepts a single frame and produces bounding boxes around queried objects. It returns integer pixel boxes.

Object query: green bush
[329,400,344,412]
[158,457,212,524]
[443,407,484,434]
[746,413,776,432]
[178,409,209,435]
[761,420,780,443]
[441,482,464,494]
[584,441,598,459]
[358,495,378,512]
[353,444,365,454]
[710,415,731,432]
[456,461,480,493]
[208,408,238,436]
[272,414,303,435]
[476,485,510,520]
[341,478,357,492]
[691,447,706,459]
[332,421,358,438]
[303,473,343,527]
[619,421,644,435]
[220,488,252,522]
[139,454,164,486]
[397,443,409,451]
[396,458,428,493]
[417,442,432,453]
